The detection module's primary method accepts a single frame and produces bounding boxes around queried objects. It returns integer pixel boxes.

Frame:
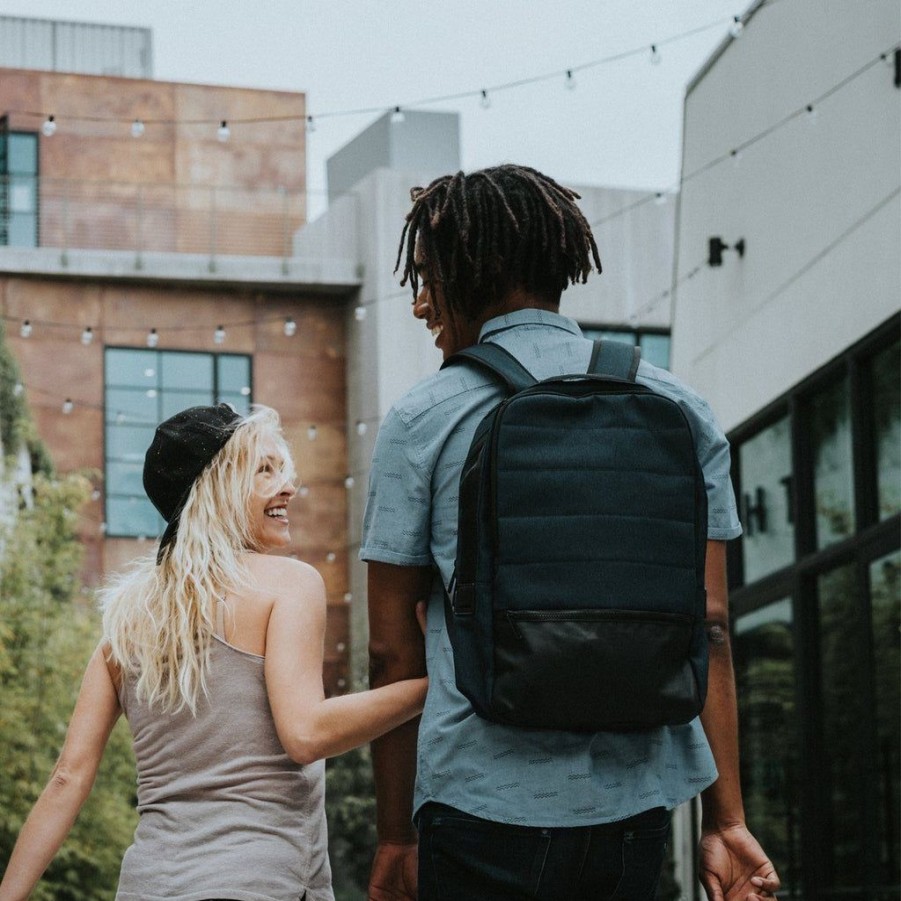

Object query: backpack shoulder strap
[441,342,538,394]
[588,339,641,382]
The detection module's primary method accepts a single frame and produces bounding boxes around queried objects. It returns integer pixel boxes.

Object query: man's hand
[369,841,418,901]
[699,824,780,900]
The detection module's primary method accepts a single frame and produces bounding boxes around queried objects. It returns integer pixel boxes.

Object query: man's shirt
[361,309,741,826]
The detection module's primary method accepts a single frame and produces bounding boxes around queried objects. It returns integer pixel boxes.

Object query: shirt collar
[478,308,583,342]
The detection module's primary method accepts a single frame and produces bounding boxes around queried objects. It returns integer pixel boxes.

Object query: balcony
[0,175,357,290]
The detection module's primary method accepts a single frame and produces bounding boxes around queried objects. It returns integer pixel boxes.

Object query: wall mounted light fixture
[708,236,746,267]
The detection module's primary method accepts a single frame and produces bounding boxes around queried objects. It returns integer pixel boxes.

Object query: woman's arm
[0,644,122,901]
[264,559,427,765]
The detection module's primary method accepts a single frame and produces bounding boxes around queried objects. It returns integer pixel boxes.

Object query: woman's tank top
[115,634,333,901]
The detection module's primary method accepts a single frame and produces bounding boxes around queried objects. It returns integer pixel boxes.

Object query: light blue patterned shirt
[361,309,741,827]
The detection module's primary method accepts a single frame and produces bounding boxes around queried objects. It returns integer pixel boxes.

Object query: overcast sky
[0,1,744,218]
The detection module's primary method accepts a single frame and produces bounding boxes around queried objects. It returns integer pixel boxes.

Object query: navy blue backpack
[441,339,708,732]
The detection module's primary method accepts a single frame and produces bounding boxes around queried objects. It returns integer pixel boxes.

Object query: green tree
[0,472,138,899]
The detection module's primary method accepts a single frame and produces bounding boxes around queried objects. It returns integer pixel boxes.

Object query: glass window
[739,415,794,582]
[870,550,900,885]
[817,564,865,889]
[735,598,801,896]
[639,333,670,370]
[1,131,38,247]
[811,378,855,550]
[872,342,900,521]
[104,348,252,538]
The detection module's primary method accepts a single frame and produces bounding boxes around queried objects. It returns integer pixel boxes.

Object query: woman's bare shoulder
[243,553,325,598]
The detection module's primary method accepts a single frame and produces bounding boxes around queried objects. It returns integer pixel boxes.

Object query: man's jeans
[417,802,670,901]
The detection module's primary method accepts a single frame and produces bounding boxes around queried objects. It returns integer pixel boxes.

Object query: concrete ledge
[0,247,361,294]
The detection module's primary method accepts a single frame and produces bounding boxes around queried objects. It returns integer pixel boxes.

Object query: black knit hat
[143,403,243,564]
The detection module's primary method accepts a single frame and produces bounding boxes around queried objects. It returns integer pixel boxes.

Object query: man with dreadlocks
[361,165,779,901]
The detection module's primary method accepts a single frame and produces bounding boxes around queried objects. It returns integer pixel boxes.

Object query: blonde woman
[0,404,427,901]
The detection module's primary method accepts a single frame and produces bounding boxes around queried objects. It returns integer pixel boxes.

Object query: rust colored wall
[0,69,306,256]
[1,278,350,694]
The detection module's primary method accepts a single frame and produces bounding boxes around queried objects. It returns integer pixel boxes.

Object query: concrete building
[673,0,900,896]
[0,60,357,696]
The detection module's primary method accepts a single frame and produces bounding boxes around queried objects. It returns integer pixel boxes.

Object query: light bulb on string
[344,475,355,489]
[13,382,24,397]
[355,420,367,436]
[729,16,744,38]
[62,398,74,415]
[326,551,337,563]
[390,106,405,124]
[730,148,743,168]
[805,104,818,125]
[307,424,317,441]
[654,192,667,206]
[240,385,251,396]
[298,485,310,497]
[146,327,159,348]
[354,305,367,321]
[20,319,32,338]
[306,115,316,133]
[81,326,94,345]
[214,324,226,345]
[131,119,145,138]
[217,120,231,142]
[343,592,353,603]
[565,70,576,90]
[42,115,57,137]
[649,45,661,66]
[283,317,297,337]
[480,90,491,109]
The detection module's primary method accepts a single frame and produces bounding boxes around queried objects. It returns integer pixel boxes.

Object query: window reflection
[735,598,801,896]
[811,379,855,550]
[818,565,865,889]
[870,551,900,887]
[872,342,900,521]
[739,416,794,583]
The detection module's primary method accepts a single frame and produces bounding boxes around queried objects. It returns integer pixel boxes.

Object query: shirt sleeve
[690,394,743,541]
[359,406,434,566]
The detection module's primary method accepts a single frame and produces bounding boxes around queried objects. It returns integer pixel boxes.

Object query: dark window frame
[102,345,253,540]
[728,315,900,899]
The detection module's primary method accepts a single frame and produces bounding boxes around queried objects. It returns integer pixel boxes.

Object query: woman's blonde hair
[101,405,294,714]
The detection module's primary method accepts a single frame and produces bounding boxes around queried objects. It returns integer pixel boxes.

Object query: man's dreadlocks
[395,165,602,321]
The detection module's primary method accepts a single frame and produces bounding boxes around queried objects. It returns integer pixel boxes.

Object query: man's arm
[367,561,432,901]
[698,540,781,901]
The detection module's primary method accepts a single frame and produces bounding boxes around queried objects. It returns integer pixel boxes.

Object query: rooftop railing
[0,175,307,268]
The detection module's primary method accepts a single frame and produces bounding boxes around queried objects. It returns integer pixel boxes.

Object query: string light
[649,44,662,66]
[353,306,367,321]
[20,319,32,338]
[355,420,367,436]
[805,103,818,124]
[730,148,743,167]
[480,89,491,110]
[81,326,94,345]
[62,398,73,414]
[344,475,355,489]
[307,424,317,441]
[217,120,231,142]
[240,385,251,395]
[146,327,159,348]
[213,324,226,344]
[390,106,405,124]
[565,69,577,90]
[729,16,744,38]
[326,551,337,563]
[283,316,297,336]
[343,592,353,603]
[298,485,310,497]
[42,115,56,136]
[306,115,316,133]
[13,382,24,396]
[131,119,145,138]
[654,192,667,206]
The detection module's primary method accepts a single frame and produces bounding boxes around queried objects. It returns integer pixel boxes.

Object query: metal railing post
[208,185,217,272]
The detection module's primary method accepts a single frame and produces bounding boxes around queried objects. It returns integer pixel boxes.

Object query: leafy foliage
[0,473,138,899]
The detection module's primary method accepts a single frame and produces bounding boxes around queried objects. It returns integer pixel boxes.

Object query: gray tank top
[115,632,333,901]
